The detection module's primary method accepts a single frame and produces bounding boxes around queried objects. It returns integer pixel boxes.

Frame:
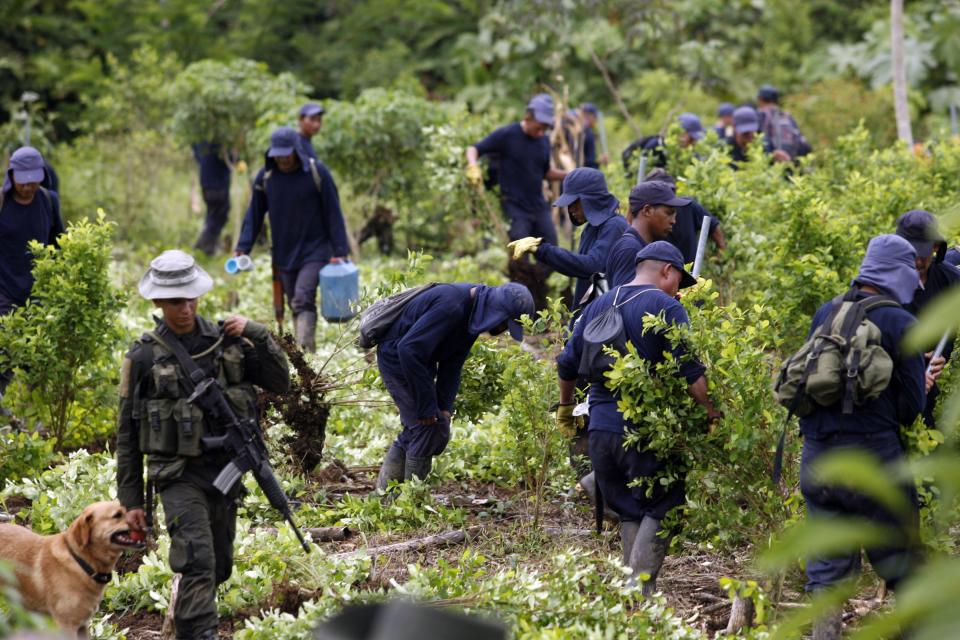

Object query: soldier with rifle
[117,250,294,640]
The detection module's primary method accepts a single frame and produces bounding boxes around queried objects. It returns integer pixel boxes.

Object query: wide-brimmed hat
[138,250,213,300]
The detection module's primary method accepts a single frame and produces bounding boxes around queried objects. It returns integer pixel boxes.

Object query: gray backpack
[356,283,438,349]
[577,286,657,383]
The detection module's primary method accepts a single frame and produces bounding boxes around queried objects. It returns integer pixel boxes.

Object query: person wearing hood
[605,181,690,288]
[297,102,325,161]
[643,169,726,263]
[0,146,64,407]
[895,209,958,427]
[235,126,350,352]
[800,234,928,640]
[465,94,568,244]
[556,242,721,596]
[507,168,627,310]
[375,282,535,488]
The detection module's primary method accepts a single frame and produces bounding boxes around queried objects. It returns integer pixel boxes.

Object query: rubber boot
[404,455,433,482]
[375,444,406,491]
[579,472,620,523]
[628,517,670,596]
[296,311,317,353]
[619,521,640,568]
[812,610,843,640]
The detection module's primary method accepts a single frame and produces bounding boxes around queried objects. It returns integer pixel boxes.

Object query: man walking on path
[756,85,811,163]
[0,146,63,408]
[191,142,232,256]
[235,126,350,352]
[578,103,606,168]
[557,242,721,595]
[297,102,324,161]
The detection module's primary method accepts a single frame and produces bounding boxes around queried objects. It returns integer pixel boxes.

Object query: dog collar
[66,543,113,585]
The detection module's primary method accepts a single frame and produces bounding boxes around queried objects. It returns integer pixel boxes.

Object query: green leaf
[758,517,895,573]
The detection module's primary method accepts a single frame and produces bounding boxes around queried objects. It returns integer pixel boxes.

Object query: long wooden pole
[891,0,914,147]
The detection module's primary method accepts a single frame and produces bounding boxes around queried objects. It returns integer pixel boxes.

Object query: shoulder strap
[257,170,273,192]
[150,323,207,392]
[614,286,656,309]
[308,158,323,194]
[39,187,52,210]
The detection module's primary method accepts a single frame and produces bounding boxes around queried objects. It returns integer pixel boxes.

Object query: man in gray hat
[0,146,64,409]
[236,126,350,351]
[116,249,290,640]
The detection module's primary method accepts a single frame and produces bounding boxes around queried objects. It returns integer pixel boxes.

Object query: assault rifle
[189,377,311,553]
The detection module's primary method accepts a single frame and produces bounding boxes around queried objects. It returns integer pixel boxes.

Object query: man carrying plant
[556,242,721,596]
[297,102,324,161]
[235,126,350,352]
[465,93,568,245]
[0,146,64,409]
[116,250,290,640]
[781,235,928,639]
[605,181,688,288]
[374,282,535,489]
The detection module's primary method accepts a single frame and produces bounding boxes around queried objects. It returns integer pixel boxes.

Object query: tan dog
[0,500,144,639]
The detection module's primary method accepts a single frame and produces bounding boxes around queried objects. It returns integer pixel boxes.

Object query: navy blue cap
[757,85,780,103]
[9,146,45,184]
[501,282,535,341]
[299,102,325,118]
[636,241,697,289]
[526,93,554,127]
[581,102,599,115]
[896,209,944,258]
[733,106,759,134]
[628,180,691,212]
[717,102,735,117]
[267,126,298,157]
[678,113,704,140]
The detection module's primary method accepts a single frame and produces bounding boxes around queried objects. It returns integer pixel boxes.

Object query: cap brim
[302,107,324,117]
[690,131,705,141]
[507,319,524,342]
[267,146,295,157]
[678,269,697,289]
[553,192,579,208]
[663,195,692,208]
[908,239,935,258]
[532,110,554,126]
[12,168,44,184]
[138,270,214,300]
[735,123,759,134]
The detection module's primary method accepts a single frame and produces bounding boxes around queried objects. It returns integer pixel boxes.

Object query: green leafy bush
[0,213,124,448]
[0,426,56,487]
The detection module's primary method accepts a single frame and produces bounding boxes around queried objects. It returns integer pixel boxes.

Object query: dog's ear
[72,511,94,548]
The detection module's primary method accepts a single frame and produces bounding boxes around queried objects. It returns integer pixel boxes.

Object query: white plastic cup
[225,254,253,274]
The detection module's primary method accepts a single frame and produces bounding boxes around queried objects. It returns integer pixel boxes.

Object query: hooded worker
[235,126,350,352]
[507,168,628,311]
[375,282,535,489]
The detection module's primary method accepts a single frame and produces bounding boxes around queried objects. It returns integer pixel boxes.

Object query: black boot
[404,455,433,482]
[628,517,670,596]
[375,444,406,491]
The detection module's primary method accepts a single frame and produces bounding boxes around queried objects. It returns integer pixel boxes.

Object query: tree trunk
[725,595,755,634]
[890,0,913,147]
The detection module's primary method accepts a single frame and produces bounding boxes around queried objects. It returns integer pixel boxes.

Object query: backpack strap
[307,158,323,193]
[256,169,273,193]
[39,187,53,210]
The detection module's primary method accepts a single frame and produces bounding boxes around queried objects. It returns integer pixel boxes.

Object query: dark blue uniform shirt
[0,188,64,305]
[236,162,349,270]
[377,284,478,420]
[298,134,318,161]
[799,293,926,439]
[535,215,628,307]
[907,261,960,360]
[583,126,598,169]
[606,228,646,288]
[474,123,550,214]
[668,199,719,264]
[557,284,706,434]
[191,143,231,191]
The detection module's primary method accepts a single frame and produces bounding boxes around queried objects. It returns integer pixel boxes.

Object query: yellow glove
[236,160,248,174]
[507,236,542,260]
[556,403,577,438]
[466,164,484,189]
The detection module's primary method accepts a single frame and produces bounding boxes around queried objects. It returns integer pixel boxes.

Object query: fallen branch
[332,529,470,560]
[259,526,353,542]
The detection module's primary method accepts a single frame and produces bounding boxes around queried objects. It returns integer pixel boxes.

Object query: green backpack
[771,289,899,481]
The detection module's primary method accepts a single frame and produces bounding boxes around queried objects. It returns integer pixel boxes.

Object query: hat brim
[689,131,705,141]
[12,168,44,184]
[663,195,692,208]
[553,192,580,208]
[678,269,697,289]
[267,146,296,157]
[735,122,759,134]
[907,239,935,258]
[138,269,214,300]
[531,109,554,127]
[507,319,524,342]
[301,107,324,118]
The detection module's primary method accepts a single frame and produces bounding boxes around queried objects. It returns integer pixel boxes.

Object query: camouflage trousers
[160,478,237,639]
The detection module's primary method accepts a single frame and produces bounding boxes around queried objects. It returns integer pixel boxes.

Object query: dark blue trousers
[588,430,685,522]
[801,431,920,591]
[503,200,558,245]
[278,260,326,315]
[379,368,451,458]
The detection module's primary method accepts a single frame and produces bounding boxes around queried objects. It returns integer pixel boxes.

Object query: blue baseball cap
[733,106,759,134]
[717,102,735,117]
[757,85,780,103]
[628,180,691,212]
[896,209,944,258]
[526,93,554,127]
[678,113,705,140]
[267,126,299,157]
[636,241,697,289]
[299,102,325,118]
[581,102,599,115]
[9,146,45,184]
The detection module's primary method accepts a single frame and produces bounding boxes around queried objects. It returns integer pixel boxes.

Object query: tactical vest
[132,329,258,458]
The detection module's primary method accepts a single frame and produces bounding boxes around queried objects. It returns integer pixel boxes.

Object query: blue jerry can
[320,260,360,322]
